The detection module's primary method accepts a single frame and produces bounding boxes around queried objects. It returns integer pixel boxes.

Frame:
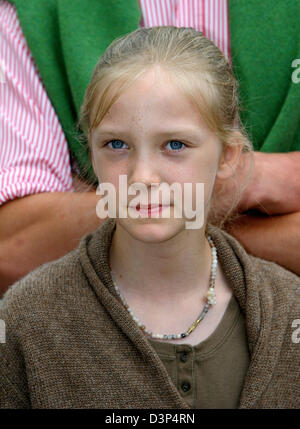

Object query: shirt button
[180,351,188,363]
[181,381,191,392]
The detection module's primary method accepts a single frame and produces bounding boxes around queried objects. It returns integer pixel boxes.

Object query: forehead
[93,67,208,134]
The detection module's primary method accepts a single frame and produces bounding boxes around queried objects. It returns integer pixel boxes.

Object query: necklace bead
[111,234,218,340]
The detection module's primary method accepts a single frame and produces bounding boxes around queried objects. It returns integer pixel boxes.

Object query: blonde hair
[79,26,253,227]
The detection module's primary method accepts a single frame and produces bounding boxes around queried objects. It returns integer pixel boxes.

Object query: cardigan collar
[79,218,288,408]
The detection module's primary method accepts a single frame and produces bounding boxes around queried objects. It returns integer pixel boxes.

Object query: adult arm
[225,211,300,276]
[0,189,104,296]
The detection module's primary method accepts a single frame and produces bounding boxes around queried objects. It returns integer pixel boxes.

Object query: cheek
[176,159,218,187]
[93,153,126,186]
[99,168,121,190]
[177,157,219,207]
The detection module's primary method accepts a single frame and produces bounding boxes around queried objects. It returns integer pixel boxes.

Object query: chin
[117,217,185,244]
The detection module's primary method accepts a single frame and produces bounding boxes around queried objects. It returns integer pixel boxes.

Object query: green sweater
[0,219,299,408]
[8,0,300,184]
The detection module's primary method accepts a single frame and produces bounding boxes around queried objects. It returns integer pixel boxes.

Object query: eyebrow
[93,128,204,140]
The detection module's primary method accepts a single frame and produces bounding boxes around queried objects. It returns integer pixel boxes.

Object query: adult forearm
[225,211,300,276]
[0,191,103,295]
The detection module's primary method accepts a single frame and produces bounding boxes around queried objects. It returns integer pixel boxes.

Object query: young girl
[0,27,299,409]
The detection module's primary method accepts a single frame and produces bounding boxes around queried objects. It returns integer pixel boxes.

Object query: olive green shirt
[149,295,250,408]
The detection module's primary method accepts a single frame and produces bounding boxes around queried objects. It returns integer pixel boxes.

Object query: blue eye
[107,140,128,149]
[166,141,185,151]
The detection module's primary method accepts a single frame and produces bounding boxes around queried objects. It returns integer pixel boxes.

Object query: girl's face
[90,67,234,243]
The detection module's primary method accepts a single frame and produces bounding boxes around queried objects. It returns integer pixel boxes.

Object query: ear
[216,141,243,181]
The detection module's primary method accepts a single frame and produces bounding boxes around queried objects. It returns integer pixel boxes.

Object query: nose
[128,155,162,188]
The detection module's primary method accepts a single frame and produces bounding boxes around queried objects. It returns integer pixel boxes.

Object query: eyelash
[106,139,187,152]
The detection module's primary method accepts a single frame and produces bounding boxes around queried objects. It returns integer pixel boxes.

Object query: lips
[127,202,172,215]
[137,204,162,210]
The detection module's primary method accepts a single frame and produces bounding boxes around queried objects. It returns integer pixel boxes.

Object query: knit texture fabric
[8,0,300,184]
[0,218,299,408]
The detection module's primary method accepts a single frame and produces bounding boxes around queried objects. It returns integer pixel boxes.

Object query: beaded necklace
[111,235,217,340]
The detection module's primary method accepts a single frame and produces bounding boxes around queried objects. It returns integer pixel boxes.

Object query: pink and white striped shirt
[0,0,230,206]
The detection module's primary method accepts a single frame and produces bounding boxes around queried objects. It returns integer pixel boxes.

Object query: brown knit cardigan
[0,218,299,408]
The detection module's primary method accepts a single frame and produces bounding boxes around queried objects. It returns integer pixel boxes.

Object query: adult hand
[212,151,300,222]
[211,151,300,274]
[238,151,300,215]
